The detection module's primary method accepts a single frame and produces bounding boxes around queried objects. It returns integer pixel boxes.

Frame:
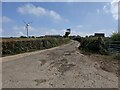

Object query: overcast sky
[1,1,119,37]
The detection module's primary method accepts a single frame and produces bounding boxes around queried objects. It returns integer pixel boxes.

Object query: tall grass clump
[111,32,120,41]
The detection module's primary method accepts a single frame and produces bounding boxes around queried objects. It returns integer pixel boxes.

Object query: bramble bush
[78,37,108,55]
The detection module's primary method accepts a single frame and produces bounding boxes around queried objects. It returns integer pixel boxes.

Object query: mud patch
[39,60,46,66]
[64,52,71,55]
[58,63,76,75]
[49,58,76,75]
[47,52,60,60]
[34,79,48,86]
[88,54,118,76]
[64,50,76,56]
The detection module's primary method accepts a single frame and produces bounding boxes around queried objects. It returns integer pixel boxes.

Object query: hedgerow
[2,37,70,56]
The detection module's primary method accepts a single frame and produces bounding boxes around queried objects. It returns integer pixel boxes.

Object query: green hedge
[2,37,70,56]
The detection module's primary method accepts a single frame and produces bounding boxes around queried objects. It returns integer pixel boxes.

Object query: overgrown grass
[74,32,120,61]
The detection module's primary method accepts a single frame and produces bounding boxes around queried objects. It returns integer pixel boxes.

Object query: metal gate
[107,41,120,53]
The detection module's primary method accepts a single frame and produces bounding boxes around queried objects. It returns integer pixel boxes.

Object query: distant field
[1,38,44,42]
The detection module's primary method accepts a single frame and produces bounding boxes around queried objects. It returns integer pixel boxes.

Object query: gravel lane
[2,40,118,88]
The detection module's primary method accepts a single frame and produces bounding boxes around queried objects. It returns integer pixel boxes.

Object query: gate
[107,41,120,53]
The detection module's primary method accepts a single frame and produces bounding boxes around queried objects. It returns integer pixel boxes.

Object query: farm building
[94,33,105,37]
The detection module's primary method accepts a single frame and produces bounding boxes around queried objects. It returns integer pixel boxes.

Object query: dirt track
[2,40,118,88]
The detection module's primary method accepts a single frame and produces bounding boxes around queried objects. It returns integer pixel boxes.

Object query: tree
[31,36,35,38]
[20,36,27,38]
